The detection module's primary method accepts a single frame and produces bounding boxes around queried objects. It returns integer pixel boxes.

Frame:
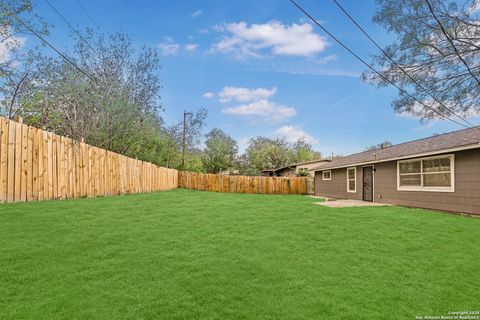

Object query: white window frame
[322,170,332,180]
[347,167,356,193]
[397,154,455,192]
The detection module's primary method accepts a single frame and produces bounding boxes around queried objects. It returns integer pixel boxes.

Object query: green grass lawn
[1,190,479,320]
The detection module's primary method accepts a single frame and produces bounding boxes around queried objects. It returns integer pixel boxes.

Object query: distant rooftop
[261,159,330,173]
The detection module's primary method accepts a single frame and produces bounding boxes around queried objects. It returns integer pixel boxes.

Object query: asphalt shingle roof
[313,126,480,171]
[261,159,330,172]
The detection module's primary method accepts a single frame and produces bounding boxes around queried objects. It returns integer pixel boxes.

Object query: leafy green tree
[236,137,322,175]
[13,30,168,164]
[165,107,208,170]
[364,141,393,151]
[365,0,480,119]
[184,149,205,173]
[203,128,238,173]
[234,154,257,176]
[182,108,208,170]
[242,137,293,175]
[157,127,182,168]
[291,138,321,163]
[296,168,310,177]
[0,0,48,118]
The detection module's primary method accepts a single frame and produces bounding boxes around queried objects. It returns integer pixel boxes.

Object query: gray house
[312,127,480,215]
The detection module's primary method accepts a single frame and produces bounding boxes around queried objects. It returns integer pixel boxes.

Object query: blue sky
[28,0,477,156]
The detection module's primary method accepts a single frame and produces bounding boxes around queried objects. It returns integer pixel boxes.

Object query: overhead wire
[0,3,96,82]
[288,0,470,128]
[330,0,474,127]
[44,0,83,39]
[75,0,100,30]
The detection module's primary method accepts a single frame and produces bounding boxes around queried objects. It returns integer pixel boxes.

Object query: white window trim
[322,170,332,180]
[397,154,455,192]
[347,167,356,193]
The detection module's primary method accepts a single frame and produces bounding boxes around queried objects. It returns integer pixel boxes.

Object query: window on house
[322,170,331,180]
[347,167,356,192]
[397,155,454,191]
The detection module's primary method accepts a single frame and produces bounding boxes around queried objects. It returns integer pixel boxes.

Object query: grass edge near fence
[1,189,479,320]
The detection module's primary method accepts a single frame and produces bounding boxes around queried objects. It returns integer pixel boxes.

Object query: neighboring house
[296,159,331,174]
[260,165,296,177]
[261,159,331,177]
[219,170,239,175]
[312,127,480,215]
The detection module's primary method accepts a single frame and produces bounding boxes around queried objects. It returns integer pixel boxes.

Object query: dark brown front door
[363,166,373,202]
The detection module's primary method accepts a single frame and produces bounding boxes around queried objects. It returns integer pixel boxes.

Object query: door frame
[362,165,375,202]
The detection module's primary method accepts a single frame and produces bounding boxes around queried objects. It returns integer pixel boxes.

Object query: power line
[288,0,470,129]
[0,3,96,82]
[75,0,100,30]
[43,0,101,58]
[44,0,83,40]
[289,0,468,128]
[330,0,474,127]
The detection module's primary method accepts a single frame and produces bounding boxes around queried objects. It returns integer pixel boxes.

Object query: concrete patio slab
[313,199,392,208]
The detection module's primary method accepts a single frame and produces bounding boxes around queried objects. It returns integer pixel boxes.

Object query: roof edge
[262,159,330,172]
[293,158,331,166]
[312,143,480,171]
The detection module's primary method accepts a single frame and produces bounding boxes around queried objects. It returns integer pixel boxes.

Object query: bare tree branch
[425,0,480,86]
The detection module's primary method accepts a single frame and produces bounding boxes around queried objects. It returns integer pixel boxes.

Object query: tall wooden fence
[0,117,178,204]
[179,171,307,195]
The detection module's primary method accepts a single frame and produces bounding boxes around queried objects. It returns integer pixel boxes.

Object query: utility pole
[182,110,191,170]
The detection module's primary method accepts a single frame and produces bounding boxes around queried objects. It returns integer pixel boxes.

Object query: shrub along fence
[0,117,178,204]
[179,171,307,195]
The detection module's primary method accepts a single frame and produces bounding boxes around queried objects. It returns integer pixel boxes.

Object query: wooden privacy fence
[0,117,178,204]
[179,171,307,195]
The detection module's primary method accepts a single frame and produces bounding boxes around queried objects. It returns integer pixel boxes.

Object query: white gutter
[313,143,480,171]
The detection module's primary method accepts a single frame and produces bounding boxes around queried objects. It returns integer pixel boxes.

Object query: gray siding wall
[315,149,480,214]
[315,165,363,201]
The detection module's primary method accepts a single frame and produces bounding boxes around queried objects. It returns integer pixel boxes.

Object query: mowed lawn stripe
[0,189,479,319]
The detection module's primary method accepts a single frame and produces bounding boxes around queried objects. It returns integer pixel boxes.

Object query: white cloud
[397,100,479,120]
[299,17,326,25]
[185,43,199,51]
[218,86,277,103]
[275,125,319,144]
[158,38,198,56]
[0,29,26,65]
[469,0,480,13]
[396,103,427,119]
[222,99,296,124]
[237,137,251,153]
[214,85,295,124]
[244,59,359,78]
[281,68,359,77]
[212,21,328,59]
[213,24,225,32]
[316,54,337,64]
[412,121,437,130]
[203,92,214,99]
[158,38,180,56]
[252,65,362,78]
[191,10,202,18]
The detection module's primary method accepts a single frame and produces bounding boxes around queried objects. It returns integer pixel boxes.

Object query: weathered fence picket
[0,116,311,204]
[0,117,178,204]
[178,171,307,195]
